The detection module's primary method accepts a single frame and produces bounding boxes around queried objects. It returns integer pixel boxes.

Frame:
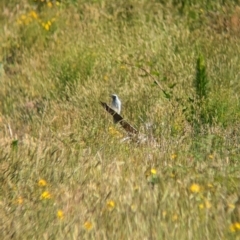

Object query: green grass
[0,0,240,239]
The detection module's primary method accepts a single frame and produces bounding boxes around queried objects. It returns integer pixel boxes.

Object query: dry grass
[0,0,240,239]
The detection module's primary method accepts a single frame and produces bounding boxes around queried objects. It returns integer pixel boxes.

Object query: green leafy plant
[194,54,208,100]
[186,54,211,130]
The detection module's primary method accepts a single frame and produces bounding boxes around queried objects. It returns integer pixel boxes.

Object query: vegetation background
[0,0,240,239]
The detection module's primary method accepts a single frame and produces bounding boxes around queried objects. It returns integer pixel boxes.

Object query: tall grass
[0,0,240,239]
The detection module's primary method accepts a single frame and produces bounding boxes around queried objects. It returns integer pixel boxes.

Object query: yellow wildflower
[40,191,51,199]
[229,222,240,232]
[29,11,38,19]
[47,1,53,7]
[145,168,159,185]
[171,154,177,160]
[208,154,214,159]
[199,203,204,209]
[107,200,115,211]
[228,203,235,209]
[151,168,157,175]
[42,22,50,31]
[44,23,50,31]
[172,214,178,221]
[16,196,23,204]
[84,221,93,230]
[21,15,27,20]
[38,179,47,187]
[56,1,60,6]
[190,183,201,193]
[235,222,240,230]
[57,210,64,220]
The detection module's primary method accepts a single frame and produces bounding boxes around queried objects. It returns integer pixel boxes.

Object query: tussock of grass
[0,0,240,239]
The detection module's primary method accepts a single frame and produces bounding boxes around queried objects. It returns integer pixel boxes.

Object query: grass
[0,0,240,239]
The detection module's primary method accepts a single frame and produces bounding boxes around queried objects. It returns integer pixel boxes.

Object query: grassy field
[0,0,240,239]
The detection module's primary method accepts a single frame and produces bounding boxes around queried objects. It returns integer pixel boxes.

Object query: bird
[110,94,121,114]
[100,94,138,134]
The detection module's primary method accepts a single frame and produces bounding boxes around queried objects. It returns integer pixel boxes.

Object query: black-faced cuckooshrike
[111,94,121,114]
[100,94,138,134]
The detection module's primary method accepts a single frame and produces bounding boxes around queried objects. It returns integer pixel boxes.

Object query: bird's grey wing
[100,101,138,134]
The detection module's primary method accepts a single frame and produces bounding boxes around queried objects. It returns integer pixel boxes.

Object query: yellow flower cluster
[14,178,65,222]
[38,179,65,220]
[38,179,51,199]
[229,222,240,232]
[189,183,214,211]
[17,11,38,25]
[42,20,52,31]
[40,191,51,199]
[17,1,59,31]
